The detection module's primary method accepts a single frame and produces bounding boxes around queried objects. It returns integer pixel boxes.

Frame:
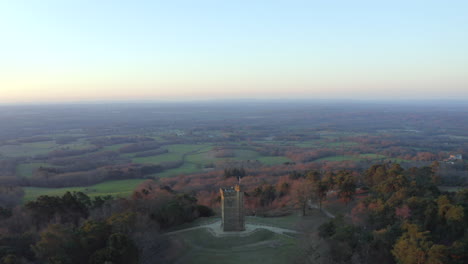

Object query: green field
[101,143,129,151]
[438,186,467,192]
[0,141,58,157]
[153,162,202,178]
[246,215,305,230]
[315,155,362,162]
[132,144,212,164]
[359,153,386,159]
[314,153,390,163]
[256,156,291,165]
[326,141,359,147]
[132,152,184,164]
[0,140,93,158]
[131,144,290,177]
[294,140,321,148]
[23,179,146,202]
[16,162,52,178]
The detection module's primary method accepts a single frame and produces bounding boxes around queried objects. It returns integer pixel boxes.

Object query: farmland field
[0,103,466,206]
[16,163,52,178]
[23,179,146,202]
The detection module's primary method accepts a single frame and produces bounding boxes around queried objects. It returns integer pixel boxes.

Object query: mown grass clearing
[167,217,221,232]
[245,215,303,230]
[23,179,146,202]
[247,209,330,230]
[171,228,299,264]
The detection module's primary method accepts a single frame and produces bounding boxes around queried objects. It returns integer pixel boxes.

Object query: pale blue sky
[1,0,467,102]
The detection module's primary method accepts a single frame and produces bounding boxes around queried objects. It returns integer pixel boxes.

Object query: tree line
[0,181,214,264]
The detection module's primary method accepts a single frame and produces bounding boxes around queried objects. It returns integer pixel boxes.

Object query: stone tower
[220,184,245,231]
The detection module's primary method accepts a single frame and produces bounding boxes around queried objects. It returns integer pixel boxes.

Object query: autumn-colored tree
[292,179,315,216]
[336,171,356,204]
[32,224,80,264]
[392,223,448,264]
[316,180,329,209]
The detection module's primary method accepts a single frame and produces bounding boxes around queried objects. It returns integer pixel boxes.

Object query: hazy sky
[1,0,467,102]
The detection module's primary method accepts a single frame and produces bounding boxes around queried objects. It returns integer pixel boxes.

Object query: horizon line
[2,98,468,107]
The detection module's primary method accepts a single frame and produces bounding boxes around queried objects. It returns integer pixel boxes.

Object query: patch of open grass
[231,149,260,160]
[16,162,52,178]
[166,144,212,153]
[185,151,211,164]
[171,228,299,264]
[132,144,212,165]
[167,217,221,232]
[153,162,202,178]
[246,210,329,230]
[326,141,359,147]
[246,214,302,230]
[0,140,93,158]
[23,179,146,202]
[182,228,277,249]
[438,186,467,193]
[314,155,362,162]
[132,144,213,177]
[101,143,129,151]
[132,152,183,164]
[293,140,321,148]
[0,141,58,157]
[359,153,386,159]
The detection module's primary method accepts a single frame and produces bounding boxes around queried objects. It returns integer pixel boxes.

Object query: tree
[1,255,19,264]
[364,164,388,187]
[336,171,356,204]
[106,233,138,264]
[316,180,329,209]
[32,224,80,264]
[392,223,448,264]
[293,179,315,216]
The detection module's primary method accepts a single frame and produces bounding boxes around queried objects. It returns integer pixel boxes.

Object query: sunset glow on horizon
[1,0,468,103]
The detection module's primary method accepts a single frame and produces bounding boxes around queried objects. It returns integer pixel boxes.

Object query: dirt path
[165,220,299,237]
[308,200,336,218]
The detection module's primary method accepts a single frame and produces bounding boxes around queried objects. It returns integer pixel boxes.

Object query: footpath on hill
[165,206,335,237]
[308,200,336,218]
[165,220,299,237]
